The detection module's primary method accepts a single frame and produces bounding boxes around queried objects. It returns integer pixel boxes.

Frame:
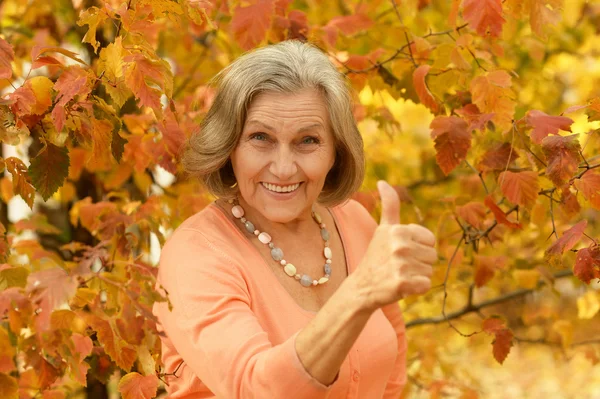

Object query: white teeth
[262,182,300,193]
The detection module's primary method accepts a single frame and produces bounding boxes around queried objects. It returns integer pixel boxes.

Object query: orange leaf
[474,255,506,287]
[455,103,495,132]
[470,71,515,132]
[482,316,506,334]
[85,314,137,371]
[124,62,162,112]
[5,157,35,209]
[430,116,471,175]
[546,220,587,255]
[541,134,581,186]
[413,65,439,113]
[28,143,70,201]
[575,171,600,209]
[448,0,461,28]
[231,0,274,50]
[0,373,17,399]
[574,245,600,284]
[530,0,561,38]
[327,14,374,36]
[0,37,14,80]
[88,118,115,171]
[456,201,486,229]
[31,45,86,67]
[526,110,573,144]
[8,85,36,117]
[52,66,91,132]
[492,328,513,364]
[484,195,522,229]
[498,170,539,208]
[118,372,159,399]
[463,0,505,37]
[38,358,60,389]
[477,142,519,171]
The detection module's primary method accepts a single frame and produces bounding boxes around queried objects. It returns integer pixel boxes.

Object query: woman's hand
[353,181,437,313]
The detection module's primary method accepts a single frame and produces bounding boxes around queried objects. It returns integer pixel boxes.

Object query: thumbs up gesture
[353,181,437,312]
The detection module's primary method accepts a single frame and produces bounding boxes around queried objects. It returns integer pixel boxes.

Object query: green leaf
[28,143,70,201]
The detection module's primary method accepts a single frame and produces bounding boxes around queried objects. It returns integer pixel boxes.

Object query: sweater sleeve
[153,227,337,399]
[380,301,408,399]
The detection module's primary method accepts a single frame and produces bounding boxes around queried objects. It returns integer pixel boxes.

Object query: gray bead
[244,221,255,233]
[324,264,331,275]
[271,247,284,261]
[300,275,313,287]
[321,228,330,241]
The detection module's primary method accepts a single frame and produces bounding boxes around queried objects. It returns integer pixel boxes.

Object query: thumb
[377,180,400,225]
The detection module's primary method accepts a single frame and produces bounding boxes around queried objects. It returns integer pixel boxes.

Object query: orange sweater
[152,199,407,398]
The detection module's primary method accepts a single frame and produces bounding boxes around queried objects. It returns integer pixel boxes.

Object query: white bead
[318,277,329,284]
[280,260,286,265]
[284,263,297,276]
[232,205,244,218]
[258,232,271,244]
[254,230,259,235]
[324,247,332,259]
[312,280,318,286]
[326,259,332,264]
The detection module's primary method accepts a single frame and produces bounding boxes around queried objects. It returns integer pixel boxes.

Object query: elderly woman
[153,40,436,399]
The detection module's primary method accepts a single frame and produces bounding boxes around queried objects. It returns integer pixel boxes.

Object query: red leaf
[413,65,439,113]
[482,316,506,334]
[38,358,59,389]
[474,255,506,287]
[26,268,77,330]
[526,110,573,144]
[575,171,600,209]
[8,86,36,116]
[541,134,581,186]
[231,0,274,50]
[492,328,513,364]
[326,14,374,36]
[484,195,522,229]
[546,220,588,255]
[430,116,471,175]
[31,46,86,68]
[85,314,137,370]
[118,372,159,399]
[157,108,185,158]
[477,142,519,171]
[124,62,162,112]
[456,201,486,229]
[498,170,539,208]
[455,103,495,132]
[0,37,14,79]
[574,245,600,284]
[463,0,505,37]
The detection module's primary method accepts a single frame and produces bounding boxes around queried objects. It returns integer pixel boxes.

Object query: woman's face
[230,88,336,224]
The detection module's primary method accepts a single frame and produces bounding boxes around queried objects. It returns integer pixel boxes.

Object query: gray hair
[182,40,365,207]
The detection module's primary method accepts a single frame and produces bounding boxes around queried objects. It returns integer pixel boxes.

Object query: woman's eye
[302,136,319,145]
[251,133,267,141]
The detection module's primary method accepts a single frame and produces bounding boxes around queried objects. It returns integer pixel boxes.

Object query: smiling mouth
[261,182,302,193]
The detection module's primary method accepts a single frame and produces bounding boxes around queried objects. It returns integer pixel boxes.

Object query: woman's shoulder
[331,197,378,233]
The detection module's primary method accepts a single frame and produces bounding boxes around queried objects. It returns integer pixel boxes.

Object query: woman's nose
[268,146,298,180]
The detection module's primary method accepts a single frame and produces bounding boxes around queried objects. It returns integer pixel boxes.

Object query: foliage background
[1,0,600,398]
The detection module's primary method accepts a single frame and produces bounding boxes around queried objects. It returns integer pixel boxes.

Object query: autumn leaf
[574,245,600,284]
[430,116,471,175]
[413,65,439,113]
[482,317,513,364]
[574,171,600,209]
[498,170,539,208]
[231,0,275,50]
[470,70,516,132]
[118,372,159,399]
[530,0,561,38]
[8,85,36,116]
[541,134,581,186]
[28,143,70,201]
[462,0,505,37]
[456,201,486,229]
[5,157,35,209]
[0,373,18,399]
[546,219,587,257]
[484,195,522,229]
[0,326,16,373]
[0,37,14,80]
[454,103,495,132]
[52,66,92,132]
[26,267,77,314]
[124,61,163,113]
[85,314,137,370]
[526,110,573,144]
[88,118,115,171]
[77,6,108,52]
[474,255,506,287]
[326,14,374,37]
[477,142,519,171]
[26,76,54,115]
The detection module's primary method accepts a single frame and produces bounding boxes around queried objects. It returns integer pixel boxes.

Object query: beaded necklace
[228,198,332,287]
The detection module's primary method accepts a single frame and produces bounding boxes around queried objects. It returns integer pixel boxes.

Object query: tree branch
[406,270,574,328]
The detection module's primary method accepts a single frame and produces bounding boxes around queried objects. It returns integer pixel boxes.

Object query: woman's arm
[380,301,408,398]
[294,275,373,385]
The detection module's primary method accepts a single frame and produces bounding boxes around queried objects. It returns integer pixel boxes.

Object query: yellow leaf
[100,37,124,80]
[0,373,18,399]
[577,291,600,320]
[552,319,573,349]
[513,269,540,289]
[27,76,54,115]
[77,7,108,53]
